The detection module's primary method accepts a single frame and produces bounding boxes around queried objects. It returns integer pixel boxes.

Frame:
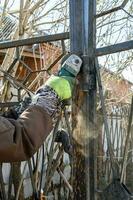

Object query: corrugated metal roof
[0,11,17,41]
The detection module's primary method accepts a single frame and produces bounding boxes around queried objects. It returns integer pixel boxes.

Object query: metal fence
[0,44,132,199]
[0,102,132,200]
[97,103,133,198]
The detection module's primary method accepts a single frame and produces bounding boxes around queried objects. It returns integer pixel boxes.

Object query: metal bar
[1,70,33,93]
[0,32,69,50]
[57,167,73,193]
[96,0,129,18]
[28,160,38,200]
[96,6,121,18]
[7,164,13,200]
[44,115,61,194]
[6,58,18,74]
[0,33,133,57]
[39,145,45,198]
[0,164,7,200]
[69,1,85,199]
[46,53,64,71]
[19,59,32,72]
[96,40,133,56]
[22,72,31,85]
[15,162,28,200]
[44,147,64,194]
[69,0,83,55]
[0,102,20,108]
[95,58,118,178]
[86,1,97,200]
[61,40,66,54]
[120,96,133,182]
[69,0,97,200]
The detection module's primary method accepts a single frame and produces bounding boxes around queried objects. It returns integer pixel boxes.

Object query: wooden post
[69,0,97,199]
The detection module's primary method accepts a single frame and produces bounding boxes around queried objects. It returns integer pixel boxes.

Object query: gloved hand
[55,129,72,155]
[32,54,82,118]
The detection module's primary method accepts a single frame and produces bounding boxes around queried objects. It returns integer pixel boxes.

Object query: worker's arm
[0,54,82,163]
[0,105,52,162]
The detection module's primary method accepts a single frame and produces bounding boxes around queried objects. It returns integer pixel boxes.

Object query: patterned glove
[32,54,82,119]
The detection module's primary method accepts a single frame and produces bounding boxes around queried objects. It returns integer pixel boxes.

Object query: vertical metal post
[69,0,97,199]
[69,0,83,55]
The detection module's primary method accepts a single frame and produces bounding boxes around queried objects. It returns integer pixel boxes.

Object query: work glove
[55,129,72,155]
[32,54,82,118]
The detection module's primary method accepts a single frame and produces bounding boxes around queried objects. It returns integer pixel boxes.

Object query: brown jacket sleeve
[0,105,53,162]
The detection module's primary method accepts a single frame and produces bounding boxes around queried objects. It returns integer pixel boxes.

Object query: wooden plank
[0,49,41,59]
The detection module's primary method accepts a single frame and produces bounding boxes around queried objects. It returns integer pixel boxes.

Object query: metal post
[69,0,97,199]
[69,0,83,55]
